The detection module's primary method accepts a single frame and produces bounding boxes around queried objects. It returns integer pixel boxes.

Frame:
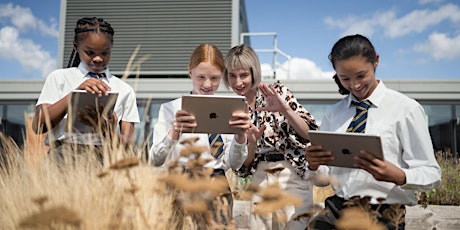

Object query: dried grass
[3,46,454,229]
[0,133,173,229]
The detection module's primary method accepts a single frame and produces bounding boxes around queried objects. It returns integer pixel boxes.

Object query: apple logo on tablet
[342,149,351,155]
[209,112,217,119]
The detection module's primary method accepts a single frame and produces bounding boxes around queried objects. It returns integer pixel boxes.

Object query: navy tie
[88,72,106,79]
[208,133,224,159]
[347,100,371,133]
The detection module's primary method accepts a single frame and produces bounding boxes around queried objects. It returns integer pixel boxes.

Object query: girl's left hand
[256,83,289,113]
[354,150,406,185]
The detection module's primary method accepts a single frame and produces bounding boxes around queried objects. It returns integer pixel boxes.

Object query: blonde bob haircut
[223,44,261,89]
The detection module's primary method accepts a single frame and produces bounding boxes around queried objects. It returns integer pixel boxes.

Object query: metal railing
[239,32,292,79]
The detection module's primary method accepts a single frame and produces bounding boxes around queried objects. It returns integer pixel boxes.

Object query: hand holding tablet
[307,130,384,168]
[66,89,118,133]
[181,94,246,134]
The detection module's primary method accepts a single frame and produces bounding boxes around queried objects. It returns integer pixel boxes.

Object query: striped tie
[88,72,106,79]
[208,133,224,159]
[347,100,371,133]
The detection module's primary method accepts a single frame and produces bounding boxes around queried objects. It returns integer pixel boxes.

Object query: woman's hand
[354,150,406,185]
[305,145,334,171]
[256,83,289,113]
[246,123,266,144]
[78,78,111,96]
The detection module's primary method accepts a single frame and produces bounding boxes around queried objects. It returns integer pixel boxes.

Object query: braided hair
[67,17,115,68]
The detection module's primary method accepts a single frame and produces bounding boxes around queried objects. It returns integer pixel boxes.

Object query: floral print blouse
[235,81,318,179]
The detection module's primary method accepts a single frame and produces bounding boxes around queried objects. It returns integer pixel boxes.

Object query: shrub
[419,150,460,206]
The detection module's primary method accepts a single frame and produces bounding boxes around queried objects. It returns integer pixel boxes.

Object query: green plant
[419,150,460,206]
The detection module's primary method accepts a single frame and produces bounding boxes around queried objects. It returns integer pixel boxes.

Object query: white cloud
[261,58,334,80]
[0,3,58,37]
[384,4,460,38]
[325,13,385,38]
[261,63,274,78]
[419,0,444,5]
[0,26,56,77]
[324,4,460,39]
[413,32,460,60]
[0,3,58,78]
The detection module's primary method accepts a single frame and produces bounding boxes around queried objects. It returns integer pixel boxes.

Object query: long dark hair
[67,17,115,68]
[328,34,377,95]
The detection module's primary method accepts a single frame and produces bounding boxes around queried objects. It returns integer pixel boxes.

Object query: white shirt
[318,80,441,205]
[149,98,248,171]
[36,63,140,144]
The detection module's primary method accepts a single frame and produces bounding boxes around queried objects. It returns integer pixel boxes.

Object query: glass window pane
[0,105,3,126]
[456,105,460,157]
[134,105,146,145]
[423,105,453,153]
[300,102,335,127]
[423,105,452,127]
[149,103,162,130]
[3,105,31,148]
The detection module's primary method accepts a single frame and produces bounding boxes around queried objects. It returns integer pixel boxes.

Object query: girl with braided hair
[32,17,139,163]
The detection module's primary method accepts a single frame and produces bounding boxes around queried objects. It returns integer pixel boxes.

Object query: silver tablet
[308,130,384,168]
[181,94,246,134]
[67,90,118,133]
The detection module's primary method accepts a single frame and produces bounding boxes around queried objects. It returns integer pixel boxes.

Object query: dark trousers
[310,195,406,230]
[182,168,233,227]
[48,141,104,165]
[210,169,233,225]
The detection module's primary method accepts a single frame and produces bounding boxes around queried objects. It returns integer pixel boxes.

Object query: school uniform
[36,63,139,159]
[150,97,247,169]
[149,97,248,225]
[312,80,441,229]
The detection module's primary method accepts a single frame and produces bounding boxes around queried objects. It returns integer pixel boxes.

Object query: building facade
[59,0,248,77]
[1,79,459,158]
[0,0,459,158]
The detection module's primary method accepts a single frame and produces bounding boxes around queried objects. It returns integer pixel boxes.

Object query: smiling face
[75,33,112,74]
[226,68,253,96]
[335,55,379,101]
[189,61,222,95]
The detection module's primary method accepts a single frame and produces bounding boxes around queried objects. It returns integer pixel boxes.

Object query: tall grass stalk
[0,133,174,229]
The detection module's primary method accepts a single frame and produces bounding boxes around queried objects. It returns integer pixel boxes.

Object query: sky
[0,0,459,80]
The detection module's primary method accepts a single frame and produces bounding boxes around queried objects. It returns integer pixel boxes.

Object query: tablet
[66,90,119,133]
[181,94,246,134]
[308,130,384,168]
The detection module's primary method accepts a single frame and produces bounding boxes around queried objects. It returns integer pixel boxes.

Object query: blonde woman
[223,44,319,229]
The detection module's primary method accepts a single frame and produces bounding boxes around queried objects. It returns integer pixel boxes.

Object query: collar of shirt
[347,80,386,109]
[77,63,112,83]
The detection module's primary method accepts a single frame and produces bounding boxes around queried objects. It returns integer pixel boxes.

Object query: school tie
[88,72,106,79]
[347,100,371,133]
[208,133,224,159]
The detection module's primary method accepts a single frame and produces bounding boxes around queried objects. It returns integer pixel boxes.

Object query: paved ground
[233,200,460,230]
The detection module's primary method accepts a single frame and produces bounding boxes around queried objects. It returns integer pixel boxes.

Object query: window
[423,104,454,153]
[1,104,35,149]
